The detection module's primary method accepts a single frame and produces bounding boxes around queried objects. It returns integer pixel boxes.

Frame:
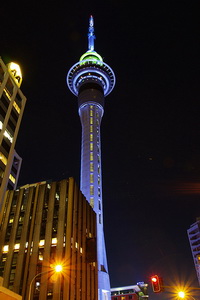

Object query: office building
[0,277,22,300]
[187,218,200,285]
[111,283,148,300]
[0,178,98,300]
[67,16,115,300]
[0,58,26,207]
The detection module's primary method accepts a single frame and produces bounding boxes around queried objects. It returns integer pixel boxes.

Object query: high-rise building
[0,178,98,300]
[0,58,26,207]
[67,16,115,299]
[187,218,200,285]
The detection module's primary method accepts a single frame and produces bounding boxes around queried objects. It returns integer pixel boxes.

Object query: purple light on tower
[67,16,115,300]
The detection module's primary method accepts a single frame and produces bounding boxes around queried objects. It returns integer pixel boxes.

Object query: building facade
[0,178,98,300]
[0,58,26,207]
[111,283,148,300]
[0,277,22,300]
[187,218,200,285]
[67,16,115,300]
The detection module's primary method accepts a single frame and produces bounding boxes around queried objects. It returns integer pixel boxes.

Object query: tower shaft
[78,86,111,298]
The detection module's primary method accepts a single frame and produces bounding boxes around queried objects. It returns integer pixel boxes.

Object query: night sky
[1,1,200,298]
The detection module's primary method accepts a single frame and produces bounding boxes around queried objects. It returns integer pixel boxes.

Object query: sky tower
[67,16,115,300]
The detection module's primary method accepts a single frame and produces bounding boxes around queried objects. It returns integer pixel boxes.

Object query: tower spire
[88,15,95,51]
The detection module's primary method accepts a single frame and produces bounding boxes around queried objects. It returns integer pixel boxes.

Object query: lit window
[39,240,45,247]
[90,185,94,195]
[90,174,94,183]
[0,121,3,130]
[90,152,93,161]
[9,217,14,223]
[13,101,20,113]
[90,117,93,124]
[90,162,94,172]
[3,245,9,253]
[9,174,16,184]
[3,88,11,100]
[52,238,57,245]
[90,110,93,117]
[80,247,83,253]
[90,197,94,208]
[4,129,13,143]
[39,254,43,261]
[75,242,78,249]
[90,125,93,132]
[14,244,20,251]
[0,152,7,165]
[90,134,93,141]
[90,143,93,151]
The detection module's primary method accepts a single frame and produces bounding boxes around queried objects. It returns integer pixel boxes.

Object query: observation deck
[67,56,115,97]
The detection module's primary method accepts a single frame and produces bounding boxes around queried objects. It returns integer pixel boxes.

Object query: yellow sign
[7,62,22,87]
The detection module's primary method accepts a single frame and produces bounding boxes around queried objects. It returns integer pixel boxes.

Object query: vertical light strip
[90,105,94,207]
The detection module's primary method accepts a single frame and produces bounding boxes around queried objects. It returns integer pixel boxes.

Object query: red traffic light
[151,275,162,293]
[151,276,157,283]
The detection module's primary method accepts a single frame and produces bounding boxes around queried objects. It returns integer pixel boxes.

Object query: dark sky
[1,1,200,298]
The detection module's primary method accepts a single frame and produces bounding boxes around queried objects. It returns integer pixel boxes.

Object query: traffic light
[151,275,163,293]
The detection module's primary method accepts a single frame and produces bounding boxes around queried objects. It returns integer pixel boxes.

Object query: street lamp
[178,290,196,300]
[178,291,185,298]
[28,264,63,300]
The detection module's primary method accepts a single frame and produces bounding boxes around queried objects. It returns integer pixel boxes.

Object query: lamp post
[28,264,63,300]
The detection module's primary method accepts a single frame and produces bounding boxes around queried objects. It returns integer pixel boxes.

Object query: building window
[90,174,94,183]
[4,129,13,143]
[2,245,9,253]
[90,162,94,172]
[90,185,94,196]
[0,152,7,165]
[90,152,93,161]
[9,174,16,184]
[13,101,20,113]
[90,197,94,207]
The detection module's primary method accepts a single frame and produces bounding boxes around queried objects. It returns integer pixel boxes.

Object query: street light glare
[178,291,185,298]
[55,264,63,273]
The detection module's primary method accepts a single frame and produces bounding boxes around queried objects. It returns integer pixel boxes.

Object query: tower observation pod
[67,16,115,300]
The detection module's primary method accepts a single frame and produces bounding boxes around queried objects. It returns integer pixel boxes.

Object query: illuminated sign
[7,62,22,87]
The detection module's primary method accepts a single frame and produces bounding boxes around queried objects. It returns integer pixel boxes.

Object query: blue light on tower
[67,16,115,300]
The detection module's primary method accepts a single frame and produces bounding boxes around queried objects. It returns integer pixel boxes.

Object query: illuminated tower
[67,16,115,299]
